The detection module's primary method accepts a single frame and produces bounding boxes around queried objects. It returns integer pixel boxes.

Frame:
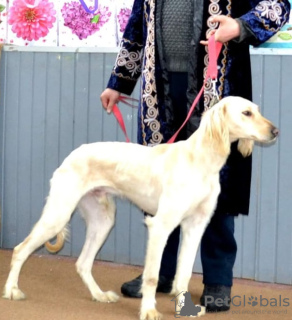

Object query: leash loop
[112,104,130,143]
[112,96,139,143]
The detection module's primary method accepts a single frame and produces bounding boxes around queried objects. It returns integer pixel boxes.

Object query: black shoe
[200,285,231,312]
[121,275,173,298]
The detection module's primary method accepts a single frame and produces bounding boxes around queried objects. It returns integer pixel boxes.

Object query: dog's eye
[242,111,252,117]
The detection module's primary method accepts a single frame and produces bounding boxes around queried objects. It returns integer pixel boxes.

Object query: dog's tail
[45,227,69,253]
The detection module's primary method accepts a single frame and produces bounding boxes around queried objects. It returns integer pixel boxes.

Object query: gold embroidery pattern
[256,0,285,27]
[204,0,230,110]
[141,0,163,145]
[112,39,143,79]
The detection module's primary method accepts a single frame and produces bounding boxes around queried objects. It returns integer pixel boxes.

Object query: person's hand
[200,15,240,45]
[100,88,121,114]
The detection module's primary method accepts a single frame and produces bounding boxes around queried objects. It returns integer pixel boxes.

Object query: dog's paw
[2,286,26,300]
[92,290,119,303]
[104,290,119,303]
[140,308,163,320]
[169,288,178,296]
[196,305,206,317]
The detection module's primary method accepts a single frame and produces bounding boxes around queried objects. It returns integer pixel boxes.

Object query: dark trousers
[158,72,237,287]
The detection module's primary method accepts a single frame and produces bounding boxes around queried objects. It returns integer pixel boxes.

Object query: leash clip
[209,79,220,108]
[211,79,219,99]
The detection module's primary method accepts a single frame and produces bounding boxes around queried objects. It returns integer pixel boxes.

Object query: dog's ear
[237,139,254,157]
[204,102,230,156]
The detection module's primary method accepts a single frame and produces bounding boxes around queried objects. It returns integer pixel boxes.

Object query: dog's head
[202,96,278,157]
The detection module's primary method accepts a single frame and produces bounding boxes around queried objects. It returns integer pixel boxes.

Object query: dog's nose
[272,127,279,137]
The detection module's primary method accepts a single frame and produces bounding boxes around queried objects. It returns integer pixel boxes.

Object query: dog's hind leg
[76,191,119,303]
[3,170,82,300]
[3,204,76,300]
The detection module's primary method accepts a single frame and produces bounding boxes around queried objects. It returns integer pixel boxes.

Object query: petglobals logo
[202,294,290,308]
[202,294,290,315]
[231,295,290,308]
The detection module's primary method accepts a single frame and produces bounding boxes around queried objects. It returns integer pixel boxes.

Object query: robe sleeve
[238,0,291,46]
[107,0,144,95]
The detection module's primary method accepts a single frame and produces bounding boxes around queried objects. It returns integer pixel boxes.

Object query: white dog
[3,97,278,320]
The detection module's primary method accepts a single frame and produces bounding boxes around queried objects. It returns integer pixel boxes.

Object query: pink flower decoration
[117,8,131,33]
[8,0,56,41]
[61,2,111,40]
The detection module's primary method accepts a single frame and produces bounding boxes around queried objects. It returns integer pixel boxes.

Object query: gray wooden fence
[0,47,291,285]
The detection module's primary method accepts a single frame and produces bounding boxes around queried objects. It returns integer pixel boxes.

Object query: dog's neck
[186,113,232,173]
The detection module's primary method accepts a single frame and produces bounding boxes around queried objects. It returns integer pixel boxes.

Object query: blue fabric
[240,0,291,45]
[107,0,144,95]
[201,214,237,286]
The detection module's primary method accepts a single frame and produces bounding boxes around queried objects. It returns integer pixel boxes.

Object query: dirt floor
[0,249,291,320]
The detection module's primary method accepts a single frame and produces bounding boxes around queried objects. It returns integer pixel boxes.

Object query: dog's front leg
[171,215,210,296]
[140,216,174,320]
[170,215,209,317]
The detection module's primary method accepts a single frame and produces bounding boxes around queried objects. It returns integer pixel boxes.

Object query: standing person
[100,0,290,312]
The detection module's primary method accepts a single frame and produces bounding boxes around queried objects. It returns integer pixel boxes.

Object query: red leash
[112,104,131,142]
[112,95,139,143]
[112,35,222,143]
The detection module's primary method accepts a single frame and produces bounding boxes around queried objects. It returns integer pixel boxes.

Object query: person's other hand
[200,15,240,45]
[100,88,121,114]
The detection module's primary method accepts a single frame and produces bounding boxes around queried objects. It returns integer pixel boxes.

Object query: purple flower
[117,8,131,33]
[61,1,111,40]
